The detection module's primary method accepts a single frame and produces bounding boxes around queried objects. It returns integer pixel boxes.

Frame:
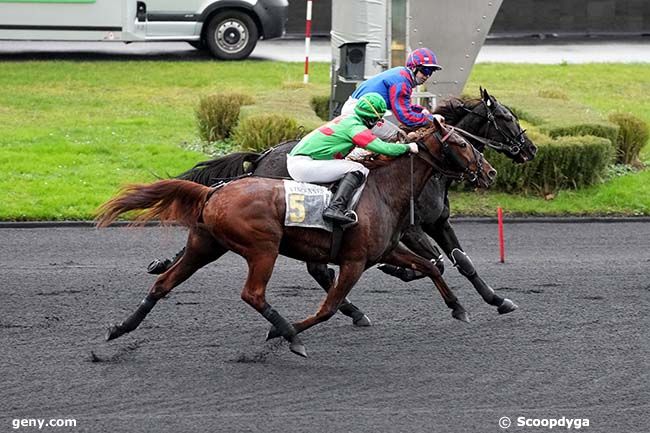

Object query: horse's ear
[432,115,442,131]
[482,87,492,107]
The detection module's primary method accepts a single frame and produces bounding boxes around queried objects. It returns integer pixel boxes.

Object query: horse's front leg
[267,261,366,341]
[426,218,518,314]
[381,243,469,322]
[377,224,445,281]
[305,262,371,326]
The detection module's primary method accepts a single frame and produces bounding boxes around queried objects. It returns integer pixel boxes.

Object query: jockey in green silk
[287,92,418,225]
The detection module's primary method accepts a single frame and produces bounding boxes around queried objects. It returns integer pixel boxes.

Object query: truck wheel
[188,40,206,50]
[205,10,258,60]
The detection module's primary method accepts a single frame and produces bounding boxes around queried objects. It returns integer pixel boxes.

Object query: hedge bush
[486,133,615,194]
[195,92,254,143]
[608,112,649,165]
[541,123,619,145]
[311,95,330,121]
[232,114,302,152]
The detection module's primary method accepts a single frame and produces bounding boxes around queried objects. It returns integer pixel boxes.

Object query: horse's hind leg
[106,227,226,341]
[306,262,371,327]
[241,252,307,358]
[381,242,470,323]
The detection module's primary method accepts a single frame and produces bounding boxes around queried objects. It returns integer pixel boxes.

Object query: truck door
[0,0,127,41]
[139,0,203,39]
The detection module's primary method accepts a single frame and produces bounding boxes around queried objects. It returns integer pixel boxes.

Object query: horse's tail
[175,152,260,185]
[95,179,212,228]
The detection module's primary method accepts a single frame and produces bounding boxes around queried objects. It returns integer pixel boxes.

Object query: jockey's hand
[421,108,431,116]
[407,142,419,154]
[432,114,446,124]
[396,128,408,143]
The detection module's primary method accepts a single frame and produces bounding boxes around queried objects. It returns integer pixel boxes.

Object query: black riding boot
[147,247,186,275]
[322,171,365,225]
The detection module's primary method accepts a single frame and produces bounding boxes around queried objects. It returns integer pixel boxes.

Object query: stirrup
[341,210,358,227]
[323,208,357,226]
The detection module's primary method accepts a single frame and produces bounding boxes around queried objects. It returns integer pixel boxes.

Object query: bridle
[457,98,528,156]
[410,124,485,184]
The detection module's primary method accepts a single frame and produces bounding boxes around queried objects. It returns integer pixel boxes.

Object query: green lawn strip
[0,61,648,219]
[450,168,650,216]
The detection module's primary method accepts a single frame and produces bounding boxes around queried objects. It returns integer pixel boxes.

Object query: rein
[453,126,518,154]
[410,126,483,183]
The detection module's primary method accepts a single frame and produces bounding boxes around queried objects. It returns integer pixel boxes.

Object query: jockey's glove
[407,142,419,154]
[432,114,446,124]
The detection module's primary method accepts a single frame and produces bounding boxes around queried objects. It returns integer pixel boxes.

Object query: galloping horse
[154,88,537,324]
[97,119,496,357]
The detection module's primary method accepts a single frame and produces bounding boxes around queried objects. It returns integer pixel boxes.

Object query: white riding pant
[286,155,369,184]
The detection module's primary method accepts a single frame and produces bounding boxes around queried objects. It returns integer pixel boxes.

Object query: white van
[0,0,288,60]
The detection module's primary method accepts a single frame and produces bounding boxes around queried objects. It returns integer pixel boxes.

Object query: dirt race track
[1,221,648,432]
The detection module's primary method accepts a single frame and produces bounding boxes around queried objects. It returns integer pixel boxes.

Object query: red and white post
[303,0,313,84]
[497,207,505,263]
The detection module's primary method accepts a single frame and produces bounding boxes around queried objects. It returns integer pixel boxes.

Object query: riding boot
[322,171,365,225]
[147,247,186,275]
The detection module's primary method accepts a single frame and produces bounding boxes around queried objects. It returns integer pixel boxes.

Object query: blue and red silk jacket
[351,66,432,128]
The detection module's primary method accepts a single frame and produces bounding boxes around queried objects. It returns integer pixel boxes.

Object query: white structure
[330,0,503,105]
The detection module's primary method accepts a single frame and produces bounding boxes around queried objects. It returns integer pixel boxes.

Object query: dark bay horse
[97,120,496,357]
[152,88,537,324]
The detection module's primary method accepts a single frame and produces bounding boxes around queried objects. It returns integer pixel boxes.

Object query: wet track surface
[1,222,648,432]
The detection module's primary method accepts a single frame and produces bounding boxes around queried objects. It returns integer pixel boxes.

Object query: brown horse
[96,119,496,357]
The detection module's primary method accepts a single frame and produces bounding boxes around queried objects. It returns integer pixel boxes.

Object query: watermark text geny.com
[499,416,590,429]
[11,419,76,430]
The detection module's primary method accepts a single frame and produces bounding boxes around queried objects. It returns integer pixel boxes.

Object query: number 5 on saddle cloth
[283,180,363,232]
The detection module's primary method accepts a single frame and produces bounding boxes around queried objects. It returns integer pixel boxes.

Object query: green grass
[0,61,648,219]
[0,61,328,220]
[465,63,650,161]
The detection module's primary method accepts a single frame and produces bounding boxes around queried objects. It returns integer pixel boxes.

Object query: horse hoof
[266,326,282,341]
[452,309,470,323]
[289,337,308,358]
[105,324,123,341]
[498,298,518,314]
[353,314,372,327]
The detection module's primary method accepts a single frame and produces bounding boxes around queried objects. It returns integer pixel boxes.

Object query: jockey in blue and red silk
[342,47,443,134]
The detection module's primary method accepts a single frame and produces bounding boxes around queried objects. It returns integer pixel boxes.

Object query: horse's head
[443,88,537,164]
[473,88,537,163]
[411,117,497,188]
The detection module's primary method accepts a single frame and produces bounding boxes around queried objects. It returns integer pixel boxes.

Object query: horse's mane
[175,152,260,185]
[433,97,482,124]
[435,95,519,122]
